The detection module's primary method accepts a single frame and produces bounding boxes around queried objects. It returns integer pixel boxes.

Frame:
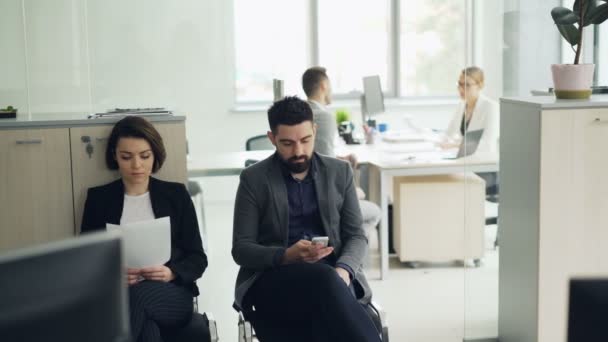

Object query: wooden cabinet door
[70,121,187,232]
[538,108,608,342]
[0,128,73,251]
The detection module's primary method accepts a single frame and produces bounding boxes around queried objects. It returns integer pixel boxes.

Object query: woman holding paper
[441,66,499,156]
[81,116,207,342]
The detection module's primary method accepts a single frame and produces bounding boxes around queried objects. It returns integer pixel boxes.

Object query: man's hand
[127,268,141,286]
[283,240,334,264]
[335,267,351,286]
[140,265,176,282]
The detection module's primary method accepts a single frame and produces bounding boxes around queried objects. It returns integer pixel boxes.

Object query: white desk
[187,144,498,280]
[187,150,273,177]
[368,153,498,279]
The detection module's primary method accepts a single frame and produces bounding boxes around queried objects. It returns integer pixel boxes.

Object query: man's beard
[283,154,311,174]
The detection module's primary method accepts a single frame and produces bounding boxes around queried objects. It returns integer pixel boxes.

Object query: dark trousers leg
[129,280,193,342]
[244,263,381,342]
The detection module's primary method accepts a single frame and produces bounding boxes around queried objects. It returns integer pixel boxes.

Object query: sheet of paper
[107,217,171,269]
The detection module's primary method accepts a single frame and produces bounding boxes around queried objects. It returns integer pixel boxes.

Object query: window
[399,1,466,97]
[234,0,470,103]
[317,0,390,96]
[234,0,309,102]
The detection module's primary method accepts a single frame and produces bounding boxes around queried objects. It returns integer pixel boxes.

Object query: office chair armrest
[204,312,219,342]
[238,312,254,342]
[370,300,388,328]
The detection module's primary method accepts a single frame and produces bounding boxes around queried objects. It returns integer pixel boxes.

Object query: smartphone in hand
[311,236,329,248]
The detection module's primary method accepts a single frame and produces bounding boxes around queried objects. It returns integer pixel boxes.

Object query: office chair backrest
[246,134,273,151]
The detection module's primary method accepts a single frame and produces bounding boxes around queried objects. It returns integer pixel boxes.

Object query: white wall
[473,0,504,101]
[502,0,562,97]
[0,0,28,113]
[0,0,264,157]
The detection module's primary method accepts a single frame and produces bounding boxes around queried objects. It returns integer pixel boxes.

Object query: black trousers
[129,280,193,342]
[243,263,381,342]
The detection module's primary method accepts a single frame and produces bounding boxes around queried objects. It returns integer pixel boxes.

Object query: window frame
[233,0,475,106]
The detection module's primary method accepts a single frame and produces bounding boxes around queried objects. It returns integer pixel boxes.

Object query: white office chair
[187,180,208,252]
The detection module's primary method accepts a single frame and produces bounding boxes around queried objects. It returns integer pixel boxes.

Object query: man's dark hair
[302,66,328,97]
[267,96,313,134]
[105,116,166,173]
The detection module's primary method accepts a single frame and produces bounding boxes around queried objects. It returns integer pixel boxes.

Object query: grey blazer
[232,152,372,310]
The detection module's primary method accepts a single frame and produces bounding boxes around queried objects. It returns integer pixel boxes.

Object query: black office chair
[237,301,389,342]
[162,298,219,342]
[480,172,499,249]
[245,134,274,167]
[485,183,499,249]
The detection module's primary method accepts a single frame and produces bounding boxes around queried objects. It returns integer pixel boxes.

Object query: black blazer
[81,177,208,296]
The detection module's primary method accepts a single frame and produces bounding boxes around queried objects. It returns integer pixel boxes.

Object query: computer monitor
[568,278,608,342]
[362,75,385,126]
[0,232,130,342]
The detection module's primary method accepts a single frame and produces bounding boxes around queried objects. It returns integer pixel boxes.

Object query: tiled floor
[195,177,499,342]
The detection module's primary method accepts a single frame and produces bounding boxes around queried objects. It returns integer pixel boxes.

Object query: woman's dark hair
[267,96,313,134]
[105,116,166,173]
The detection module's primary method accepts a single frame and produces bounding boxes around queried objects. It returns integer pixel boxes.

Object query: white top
[308,100,338,157]
[120,192,155,224]
[445,94,499,156]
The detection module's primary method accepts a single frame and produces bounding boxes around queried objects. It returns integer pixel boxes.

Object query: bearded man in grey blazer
[232,96,381,342]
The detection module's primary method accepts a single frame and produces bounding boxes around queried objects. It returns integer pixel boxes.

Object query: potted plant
[335,108,350,126]
[551,0,608,99]
[0,106,17,119]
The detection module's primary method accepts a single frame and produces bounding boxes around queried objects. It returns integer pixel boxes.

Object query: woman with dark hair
[81,116,207,342]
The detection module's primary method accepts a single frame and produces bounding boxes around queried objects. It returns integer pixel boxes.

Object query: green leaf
[575,0,598,24]
[556,23,581,46]
[588,3,608,24]
[552,7,579,25]
[573,0,596,15]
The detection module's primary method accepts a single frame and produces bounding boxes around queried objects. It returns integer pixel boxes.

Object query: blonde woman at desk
[442,66,499,156]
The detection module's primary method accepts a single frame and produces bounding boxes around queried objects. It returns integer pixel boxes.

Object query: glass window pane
[318,0,389,96]
[400,0,466,97]
[234,0,309,102]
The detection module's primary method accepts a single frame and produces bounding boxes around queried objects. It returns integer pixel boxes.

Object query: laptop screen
[456,129,484,158]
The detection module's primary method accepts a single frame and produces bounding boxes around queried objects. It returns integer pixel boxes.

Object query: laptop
[442,129,484,159]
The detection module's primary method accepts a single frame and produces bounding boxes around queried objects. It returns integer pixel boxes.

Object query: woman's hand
[127,268,141,286]
[439,141,460,149]
[140,265,176,282]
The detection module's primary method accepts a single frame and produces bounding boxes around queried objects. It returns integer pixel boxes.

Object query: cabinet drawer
[0,128,73,251]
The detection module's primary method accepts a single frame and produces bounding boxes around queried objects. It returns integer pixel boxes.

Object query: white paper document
[107,217,171,268]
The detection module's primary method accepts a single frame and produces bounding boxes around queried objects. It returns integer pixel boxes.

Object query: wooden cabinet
[0,128,73,251]
[392,173,485,263]
[498,98,608,342]
[0,118,187,251]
